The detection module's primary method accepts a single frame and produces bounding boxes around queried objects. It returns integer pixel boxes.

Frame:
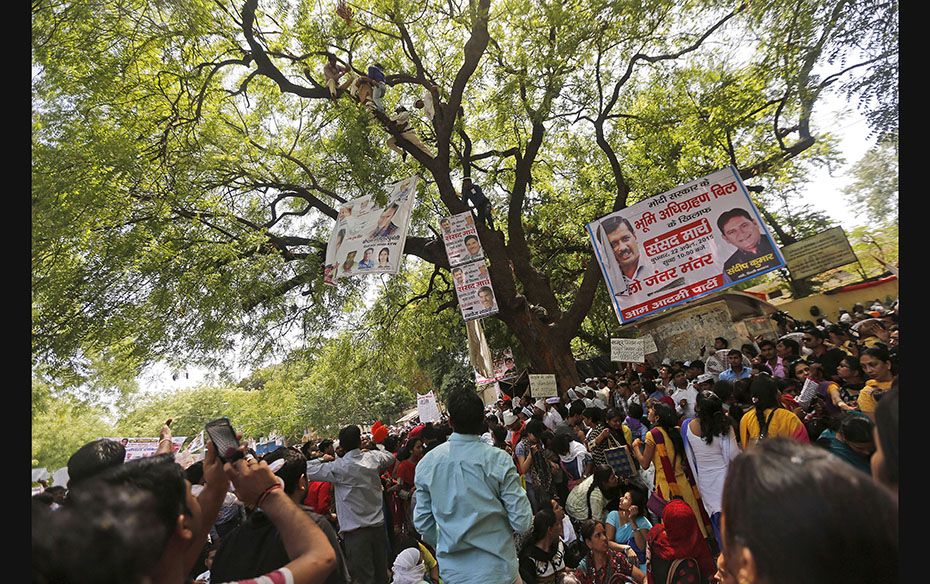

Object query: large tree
[33,0,897,392]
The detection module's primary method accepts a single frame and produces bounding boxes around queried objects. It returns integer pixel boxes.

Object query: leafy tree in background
[32,0,898,393]
[843,136,898,226]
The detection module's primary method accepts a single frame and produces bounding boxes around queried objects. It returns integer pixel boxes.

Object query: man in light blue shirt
[718,349,752,382]
[307,425,395,584]
[414,387,533,584]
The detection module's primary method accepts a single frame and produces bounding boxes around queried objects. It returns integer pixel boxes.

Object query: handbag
[603,435,637,480]
[647,489,669,518]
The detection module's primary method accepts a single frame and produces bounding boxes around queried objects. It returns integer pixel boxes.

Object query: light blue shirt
[718,366,752,382]
[306,448,394,534]
[413,432,533,584]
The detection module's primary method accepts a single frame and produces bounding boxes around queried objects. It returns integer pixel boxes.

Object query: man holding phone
[306,425,396,584]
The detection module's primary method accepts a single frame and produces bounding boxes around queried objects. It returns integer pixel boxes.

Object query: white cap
[696,373,715,385]
[522,407,535,418]
[502,410,518,426]
[546,396,561,404]
[567,389,579,400]
[534,398,547,411]
[585,378,594,383]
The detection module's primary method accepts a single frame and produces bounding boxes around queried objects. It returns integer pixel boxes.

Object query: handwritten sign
[642,335,658,354]
[529,374,558,397]
[611,338,645,363]
[417,391,442,423]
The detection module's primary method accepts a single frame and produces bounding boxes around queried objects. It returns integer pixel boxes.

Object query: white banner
[442,211,485,267]
[587,167,785,324]
[416,391,442,423]
[454,260,499,321]
[324,176,418,283]
[611,338,645,363]
[102,437,187,461]
[642,334,658,354]
[529,374,558,397]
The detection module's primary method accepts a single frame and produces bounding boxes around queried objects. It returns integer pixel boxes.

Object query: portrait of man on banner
[598,215,649,306]
[717,207,780,282]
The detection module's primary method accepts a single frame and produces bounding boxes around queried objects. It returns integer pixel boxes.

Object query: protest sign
[780,226,858,281]
[441,211,484,267]
[611,338,645,363]
[797,378,820,407]
[52,467,69,488]
[103,437,187,461]
[453,260,499,321]
[186,431,205,453]
[324,176,418,283]
[417,391,442,423]
[529,374,558,397]
[587,166,785,324]
[475,348,518,384]
[32,468,49,483]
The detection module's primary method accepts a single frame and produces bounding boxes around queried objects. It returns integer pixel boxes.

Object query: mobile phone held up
[205,417,245,463]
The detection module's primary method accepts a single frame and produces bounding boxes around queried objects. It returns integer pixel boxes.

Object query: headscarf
[391,547,426,584]
[648,499,714,576]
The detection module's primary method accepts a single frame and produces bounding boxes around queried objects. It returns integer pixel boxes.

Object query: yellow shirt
[857,379,894,414]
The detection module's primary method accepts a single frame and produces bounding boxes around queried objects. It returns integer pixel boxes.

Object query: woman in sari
[630,403,711,540]
[573,519,644,584]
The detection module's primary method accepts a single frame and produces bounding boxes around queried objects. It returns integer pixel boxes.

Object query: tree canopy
[33,0,898,393]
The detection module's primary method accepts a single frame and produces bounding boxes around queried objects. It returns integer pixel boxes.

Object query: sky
[136,88,883,395]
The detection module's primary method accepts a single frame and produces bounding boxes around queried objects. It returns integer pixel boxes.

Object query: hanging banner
[416,391,442,423]
[441,211,485,267]
[453,260,499,321]
[475,348,518,384]
[529,374,558,397]
[102,437,187,461]
[587,166,785,324]
[324,176,418,283]
[611,338,645,363]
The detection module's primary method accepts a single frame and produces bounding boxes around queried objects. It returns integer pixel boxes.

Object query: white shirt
[683,423,739,516]
[561,514,576,543]
[306,447,395,533]
[543,409,564,431]
[670,384,698,418]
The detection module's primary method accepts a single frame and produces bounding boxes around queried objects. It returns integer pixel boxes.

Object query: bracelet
[256,483,283,508]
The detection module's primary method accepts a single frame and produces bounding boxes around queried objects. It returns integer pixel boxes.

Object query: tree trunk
[497,302,581,395]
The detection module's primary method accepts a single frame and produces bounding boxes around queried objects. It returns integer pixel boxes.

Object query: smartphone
[205,417,245,463]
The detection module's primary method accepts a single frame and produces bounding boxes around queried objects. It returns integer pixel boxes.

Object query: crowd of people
[32,300,898,584]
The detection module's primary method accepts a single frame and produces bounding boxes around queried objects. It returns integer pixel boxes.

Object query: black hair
[582,407,603,424]
[688,360,705,372]
[601,215,634,237]
[464,234,479,245]
[67,439,126,489]
[382,434,401,453]
[624,484,648,513]
[525,418,546,440]
[714,336,729,348]
[185,461,204,485]
[551,433,571,455]
[750,375,781,439]
[299,441,315,459]
[722,439,897,583]
[837,414,873,444]
[446,387,485,434]
[586,465,615,518]
[712,379,734,402]
[642,379,657,394]
[727,348,743,359]
[741,343,759,358]
[262,446,307,496]
[604,408,630,446]
[838,356,864,377]
[804,326,827,340]
[92,454,188,544]
[33,481,173,583]
[758,339,776,350]
[491,425,508,446]
[650,402,684,460]
[569,400,586,417]
[777,338,801,357]
[788,359,810,380]
[862,345,892,364]
[873,388,898,487]
[715,208,753,233]
[695,391,729,445]
[627,401,643,419]
[528,508,557,546]
[753,363,773,376]
[579,518,602,543]
[338,425,362,451]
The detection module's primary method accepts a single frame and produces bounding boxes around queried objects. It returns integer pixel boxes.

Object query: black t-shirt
[210,505,349,584]
[809,347,847,379]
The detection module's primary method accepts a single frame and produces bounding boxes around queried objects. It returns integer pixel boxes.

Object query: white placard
[52,467,69,488]
[611,338,645,363]
[417,391,442,423]
[102,437,187,461]
[529,374,558,397]
[797,378,820,406]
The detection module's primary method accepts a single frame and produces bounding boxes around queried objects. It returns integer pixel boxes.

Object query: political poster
[102,437,187,461]
[475,348,518,384]
[611,338,645,363]
[453,260,499,321]
[529,374,558,397]
[441,211,484,267]
[587,166,785,324]
[416,391,442,423]
[780,226,858,280]
[324,176,418,283]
